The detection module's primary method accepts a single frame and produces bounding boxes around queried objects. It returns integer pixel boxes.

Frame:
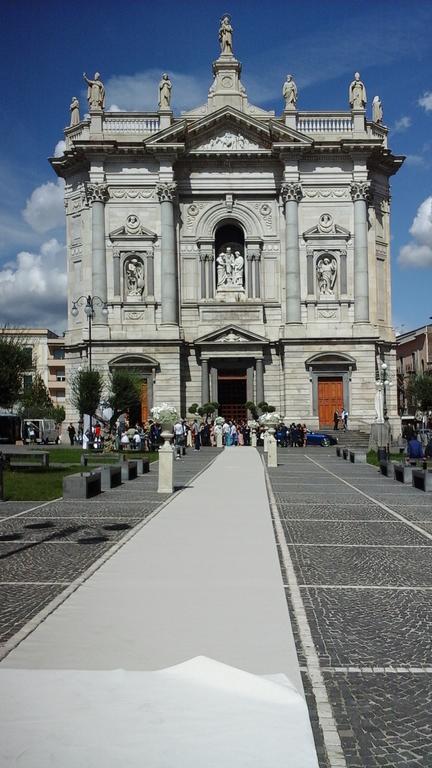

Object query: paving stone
[323,671,432,767]
[289,545,432,587]
[283,520,432,546]
[0,542,110,582]
[278,503,395,521]
[0,584,65,643]
[302,587,432,667]
[0,518,138,544]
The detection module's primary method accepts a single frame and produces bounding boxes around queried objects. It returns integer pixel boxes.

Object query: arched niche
[108,354,160,424]
[305,352,356,424]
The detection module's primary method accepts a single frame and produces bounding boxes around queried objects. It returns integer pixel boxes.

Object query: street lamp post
[378,361,393,460]
[71,295,108,440]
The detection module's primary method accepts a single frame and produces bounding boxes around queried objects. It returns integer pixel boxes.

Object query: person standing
[67,423,76,446]
[342,408,349,431]
[333,410,339,431]
[191,419,201,451]
[173,418,184,460]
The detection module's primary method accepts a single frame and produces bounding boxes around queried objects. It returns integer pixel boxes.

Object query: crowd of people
[66,417,313,453]
[333,408,349,431]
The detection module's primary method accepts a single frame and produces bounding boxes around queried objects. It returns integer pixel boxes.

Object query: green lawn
[27,447,159,465]
[1,451,159,501]
[367,449,431,467]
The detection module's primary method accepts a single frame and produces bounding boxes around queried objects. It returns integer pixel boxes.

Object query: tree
[407,373,432,412]
[19,373,53,418]
[0,329,33,409]
[70,368,104,420]
[106,369,142,427]
[52,405,66,424]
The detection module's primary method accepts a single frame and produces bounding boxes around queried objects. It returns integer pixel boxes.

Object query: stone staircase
[332,429,370,450]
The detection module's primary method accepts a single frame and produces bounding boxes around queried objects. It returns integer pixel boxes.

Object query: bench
[5,451,49,469]
[349,450,367,464]
[63,471,101,499]
[121,460,138,481]
[135,458,150,475]
[342,448,349,460]
[98,465,122,490]
[379,460,393,477]
[335,446,342,458]
[412,469,432,492]
[393,463,413,485]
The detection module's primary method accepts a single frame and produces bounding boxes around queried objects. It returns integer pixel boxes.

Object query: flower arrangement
[259,412,281,427]
[215,416,225,426]
[247,419,259,429]
[150,403,180,426]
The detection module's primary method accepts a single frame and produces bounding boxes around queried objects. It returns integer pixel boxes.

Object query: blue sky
[0,0,431,333]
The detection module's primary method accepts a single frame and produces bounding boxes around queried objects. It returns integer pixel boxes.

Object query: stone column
[199,253,206,299]
[207,254,214,299]
[246,365,254,403]
[146,249,154,297]
[350,181,370,322]
[247,253,254,298]
[256,358,264,405]
[306,248,314,295]
[254,255,261,298]
[113,249,121,297]
[156,181,178,325]
[201,359,209,404]
[340,250,347,295]
[210,366,218,404]
[85,183,109,324]
[281,182,303,323]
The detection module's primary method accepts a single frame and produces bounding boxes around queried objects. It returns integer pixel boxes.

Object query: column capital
[156,181,177,203]
[85,182,109,204]
[350,180,371,202]
[281,182,303,203]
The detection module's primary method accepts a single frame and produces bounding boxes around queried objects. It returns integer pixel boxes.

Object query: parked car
[0,413,22,444]
[306,431,338,447]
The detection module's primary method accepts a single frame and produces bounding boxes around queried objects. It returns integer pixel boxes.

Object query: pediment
[144,106,312,154]
[195,324,269,346]
[109,214,157,242]
[303,213,350,241]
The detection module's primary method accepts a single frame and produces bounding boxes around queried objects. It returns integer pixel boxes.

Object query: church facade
[53,19,404,429]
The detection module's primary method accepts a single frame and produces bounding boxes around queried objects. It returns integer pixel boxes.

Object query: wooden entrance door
[218,370,247,422]
[318,378,343,427]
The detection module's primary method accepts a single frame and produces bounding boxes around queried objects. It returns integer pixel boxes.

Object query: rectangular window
[23,374,33,390]
[52,348,65,359]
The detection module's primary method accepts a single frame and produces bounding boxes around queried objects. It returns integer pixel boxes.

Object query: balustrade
[296,112,353,134]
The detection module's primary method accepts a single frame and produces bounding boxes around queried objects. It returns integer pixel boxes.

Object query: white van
[23,419,59,445]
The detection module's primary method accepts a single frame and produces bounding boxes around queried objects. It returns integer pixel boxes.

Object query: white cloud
[22,178,65,234]
[398,197,432,267]
[393,116,412,133]
[0,238,67,331]
[103,70,207,112]
[418,91,432,112]
[405,154,427,168]
[107,104,122,112]
[54,140,66,157]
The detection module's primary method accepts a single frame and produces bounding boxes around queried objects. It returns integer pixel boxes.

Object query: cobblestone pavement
[268,449,432,768]
[0,449,219,651]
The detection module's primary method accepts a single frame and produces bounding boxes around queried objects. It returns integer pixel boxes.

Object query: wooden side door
[318,378,343,427]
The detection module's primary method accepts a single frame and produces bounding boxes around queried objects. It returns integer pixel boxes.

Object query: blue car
[306,431,338,447]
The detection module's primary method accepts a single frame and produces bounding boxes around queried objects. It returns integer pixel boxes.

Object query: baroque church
[53,16,404,429]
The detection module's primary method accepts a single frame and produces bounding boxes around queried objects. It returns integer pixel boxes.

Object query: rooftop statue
[159,73,172,109]
[283,74,297,110]
[219,14,233,55]
[349,72,367,110]
[83,72,105,110]
[70,96,80,127]
[372,95,383,124]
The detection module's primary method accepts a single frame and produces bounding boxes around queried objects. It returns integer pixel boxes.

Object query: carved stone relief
[316,254,337,296]
[196,132,260,151]
[124,254,145,299]
[303,187,350,200]
[110,188,154,200]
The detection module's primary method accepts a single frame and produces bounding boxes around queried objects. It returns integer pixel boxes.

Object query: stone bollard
[216,431,223,448]
[263,429,269,453]
[267,428,277,468]
[158,429,174,493]
[251,429,257,448]
[80,454,88,467]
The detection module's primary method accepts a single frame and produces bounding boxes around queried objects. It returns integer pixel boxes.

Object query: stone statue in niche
[317,256,337,296]
[70,96,80,126]
[216,247,244,289]
[158,73,172,109]
[282,74,297,109]
[372,95,383,124]
[349,72,367,109]
[83,72,105,110]
[219,14,233,54]
[124,256,144,298]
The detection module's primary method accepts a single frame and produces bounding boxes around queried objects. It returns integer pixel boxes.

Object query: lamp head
[381,362,387,370]
[102,303,108,316]
[84,304,93,317]
[71,304,78,318]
